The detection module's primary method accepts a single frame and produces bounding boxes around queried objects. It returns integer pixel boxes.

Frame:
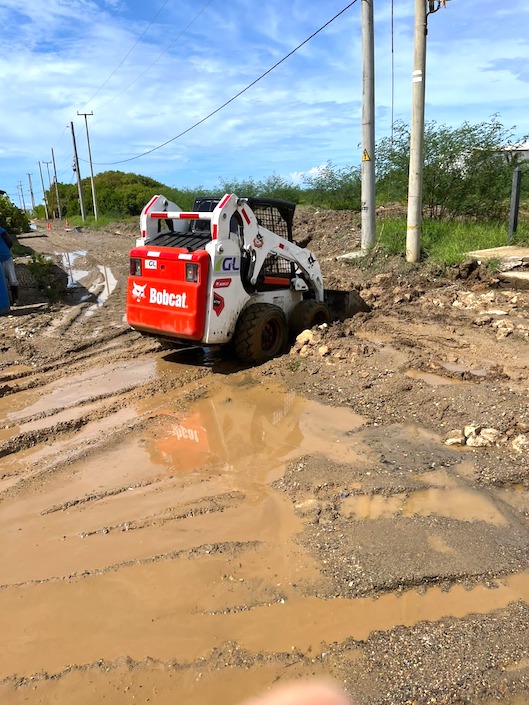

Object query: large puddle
[1,359,528,703]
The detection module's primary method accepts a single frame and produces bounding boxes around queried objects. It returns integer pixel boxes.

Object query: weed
[26,253,61,302]
[287,358,302,372]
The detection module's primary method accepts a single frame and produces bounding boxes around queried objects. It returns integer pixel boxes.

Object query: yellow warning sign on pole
[362,149,371,162]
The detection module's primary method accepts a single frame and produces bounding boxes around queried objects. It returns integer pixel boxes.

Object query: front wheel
[232,303,288,365]
[289,300,331,337]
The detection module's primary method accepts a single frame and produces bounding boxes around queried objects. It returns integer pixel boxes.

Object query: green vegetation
[376,115,528,220]
[26,253,60,301]
[0,194,30,234]
[376,217,528,266]
[5,115,529,268]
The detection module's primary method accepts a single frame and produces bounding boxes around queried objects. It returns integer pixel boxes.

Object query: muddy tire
[289,300,331,337]
[233,304,288,364]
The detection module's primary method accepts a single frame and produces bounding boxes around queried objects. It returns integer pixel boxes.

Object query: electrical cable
[93,0,215,112]
[47,0,214,179]
[91,0,359,166]
[79,0,172,109]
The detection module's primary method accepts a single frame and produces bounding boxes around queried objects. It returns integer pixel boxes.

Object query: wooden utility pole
[77,111,98,221]
[70,121,86,222]
[361,0,376,250]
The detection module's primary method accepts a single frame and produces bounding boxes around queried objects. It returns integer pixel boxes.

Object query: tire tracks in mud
[0,539,259,591]
[3,227,529,704]
[0,646,303,689]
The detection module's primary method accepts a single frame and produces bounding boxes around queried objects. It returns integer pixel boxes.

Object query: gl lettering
[215,256,240,273]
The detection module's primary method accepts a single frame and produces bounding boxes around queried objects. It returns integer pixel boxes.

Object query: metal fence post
[508,167,522,243]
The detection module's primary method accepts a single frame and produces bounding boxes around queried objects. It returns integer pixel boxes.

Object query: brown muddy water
[1,352,528,704]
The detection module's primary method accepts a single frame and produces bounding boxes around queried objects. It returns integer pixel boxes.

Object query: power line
[93,0,215,113]
[92,0,359,166]
[47,0,214,181]
[79,0,172,109]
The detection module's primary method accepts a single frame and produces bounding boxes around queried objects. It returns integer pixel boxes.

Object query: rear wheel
[289,300,331,337]
[233,303,288,364]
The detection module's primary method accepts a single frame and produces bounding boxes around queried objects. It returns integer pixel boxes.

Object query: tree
[302,162,361,210]
[0,194,30,233]
[376,116,528,220]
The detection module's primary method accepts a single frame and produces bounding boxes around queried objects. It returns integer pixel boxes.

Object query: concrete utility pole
[70,121,86,223]
[38,161,49,219]
[77,111,98,221]
[27,173,36,212]
[51,148,62,220]
[406,0,450,262]
[361,0,376,251]
[43,161,54,218]
[17,182,26,211]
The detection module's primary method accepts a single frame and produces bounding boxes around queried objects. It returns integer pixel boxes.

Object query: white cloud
[1,0,528,202]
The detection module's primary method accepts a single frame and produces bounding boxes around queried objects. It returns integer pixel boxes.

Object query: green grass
[376,217,529,266]
[12,242,33,257]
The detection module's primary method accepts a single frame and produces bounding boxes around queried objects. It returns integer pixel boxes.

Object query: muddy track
[1,219,529,705]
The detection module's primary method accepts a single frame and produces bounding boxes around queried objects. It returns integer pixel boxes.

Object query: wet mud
[1,219,529,704]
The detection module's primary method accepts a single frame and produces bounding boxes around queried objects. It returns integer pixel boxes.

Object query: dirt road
[1,214,529,705]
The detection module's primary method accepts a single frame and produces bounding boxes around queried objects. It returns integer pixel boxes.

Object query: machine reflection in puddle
[141,381,366,479]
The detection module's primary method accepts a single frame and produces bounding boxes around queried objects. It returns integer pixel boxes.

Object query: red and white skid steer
[126,193,369,364]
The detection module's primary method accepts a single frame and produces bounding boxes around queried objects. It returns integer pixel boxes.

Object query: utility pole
[406,0,450,262]
[70,121,86,222]
[43,160,54,218]
[361,0,376,251]
[51,148,62,220]
[27,173,36,212]
[38,161,49,219]
[77,111,98,221]
[17,182,26,211]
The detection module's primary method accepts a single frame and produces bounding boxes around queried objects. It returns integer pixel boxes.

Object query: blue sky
[1,0,529,208]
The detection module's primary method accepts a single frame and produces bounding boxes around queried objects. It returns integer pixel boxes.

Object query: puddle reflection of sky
[57,251,117,314]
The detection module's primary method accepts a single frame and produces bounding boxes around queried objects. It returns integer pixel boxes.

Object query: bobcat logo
[132,282,147,302]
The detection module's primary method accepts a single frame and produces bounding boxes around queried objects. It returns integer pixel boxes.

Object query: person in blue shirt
[0,226,18,304]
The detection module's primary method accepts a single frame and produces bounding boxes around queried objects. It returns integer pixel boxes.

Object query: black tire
[233,304,288,364]
[289,300,331,337]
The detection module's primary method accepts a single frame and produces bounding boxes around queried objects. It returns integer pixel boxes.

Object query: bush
[0,195,31,234]
[376,116,529,220]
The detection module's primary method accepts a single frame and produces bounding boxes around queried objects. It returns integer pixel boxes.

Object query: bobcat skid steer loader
[126,193,369,364]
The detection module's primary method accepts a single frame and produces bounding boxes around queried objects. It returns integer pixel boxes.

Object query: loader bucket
[324,289,371,321]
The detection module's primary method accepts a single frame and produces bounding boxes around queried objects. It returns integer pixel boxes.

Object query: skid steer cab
[126,193,368,365]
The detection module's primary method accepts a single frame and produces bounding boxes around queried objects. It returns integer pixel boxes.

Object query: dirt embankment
[1,213,529,705]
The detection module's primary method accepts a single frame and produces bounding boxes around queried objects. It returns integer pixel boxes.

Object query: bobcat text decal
[149,287,188,308]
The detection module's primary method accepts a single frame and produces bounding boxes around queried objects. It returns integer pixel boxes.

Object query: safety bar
[149,211,213,220]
